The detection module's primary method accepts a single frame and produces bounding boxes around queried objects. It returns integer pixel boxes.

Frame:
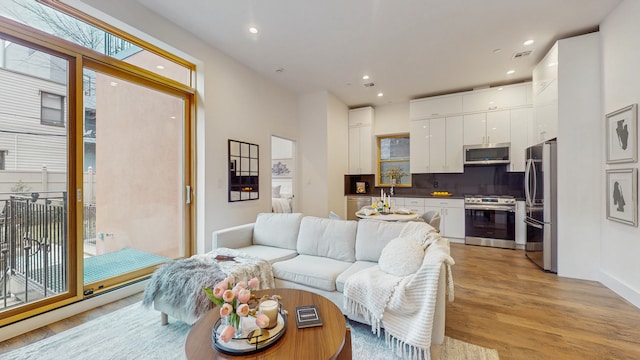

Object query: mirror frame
[228,139,259,202]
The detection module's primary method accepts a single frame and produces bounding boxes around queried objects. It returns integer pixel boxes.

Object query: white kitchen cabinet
[410,116,463,173]
[463,111,510,145]
[409,119,430,173]
[462,83,529,113]
[533,42,558,143]
[424,198,465,239]
[409,94,463,120]
[348,107,374,174]
[509,107,533,172]
[515,200,526,247]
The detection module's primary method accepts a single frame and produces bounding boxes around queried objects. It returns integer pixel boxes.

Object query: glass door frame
[0,14,196,326]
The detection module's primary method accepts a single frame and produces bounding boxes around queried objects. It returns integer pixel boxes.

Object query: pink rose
[255,313,269,329]
[237,289,251,303]
[236,303,250,317]
[248,277,259,289]
[235,281,247,289]
[220,325,235,343]
[219,303,233,317]
[215,278,229,290]
[222,289,235,303]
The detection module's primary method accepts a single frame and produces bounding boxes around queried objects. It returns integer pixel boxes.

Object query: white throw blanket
[343,222,454,360]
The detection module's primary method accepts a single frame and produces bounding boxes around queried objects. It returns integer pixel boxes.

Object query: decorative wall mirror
[228,139,259,202]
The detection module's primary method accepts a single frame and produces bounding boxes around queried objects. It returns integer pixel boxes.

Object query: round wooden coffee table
[185,288,347,360]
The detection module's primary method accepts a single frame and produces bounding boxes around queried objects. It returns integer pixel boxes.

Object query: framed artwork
[606,168,638,226]
[272,159,293,178]
[606,104,637,164]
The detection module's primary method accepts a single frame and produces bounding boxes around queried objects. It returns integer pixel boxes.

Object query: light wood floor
[2,243,640,359]
[446,243,640,360]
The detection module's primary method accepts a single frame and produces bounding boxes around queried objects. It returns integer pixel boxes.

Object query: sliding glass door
[81,64,189,293]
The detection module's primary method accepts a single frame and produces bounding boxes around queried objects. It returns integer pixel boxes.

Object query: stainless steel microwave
[463,143,510,165]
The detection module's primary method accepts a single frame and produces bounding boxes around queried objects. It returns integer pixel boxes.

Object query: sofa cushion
[253,213,303,250]
[272,254,353,291]
[355,220,406,262]
[335,260,377,293]
[378,237,425,277]
[296,216,358,262]
[231,244,298,265]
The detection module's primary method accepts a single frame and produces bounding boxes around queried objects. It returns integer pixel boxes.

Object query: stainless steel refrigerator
[524,140,557,273]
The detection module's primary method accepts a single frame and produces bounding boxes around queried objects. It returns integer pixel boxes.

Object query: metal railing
[0,192,72,309]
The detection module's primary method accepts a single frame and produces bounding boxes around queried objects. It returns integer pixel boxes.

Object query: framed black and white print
[606,168,638,226]
[606,104,637,164]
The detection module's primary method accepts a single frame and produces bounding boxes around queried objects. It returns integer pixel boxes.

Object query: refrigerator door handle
[524,158,532,206]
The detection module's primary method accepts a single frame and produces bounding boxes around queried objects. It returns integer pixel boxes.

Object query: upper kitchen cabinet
[463,111,510,145]
[462,83,529,113]
[533,42,559,143]
[410,116,463,174]
[409,94,463,120]
[509,107,533,172]
[348,107,374,174]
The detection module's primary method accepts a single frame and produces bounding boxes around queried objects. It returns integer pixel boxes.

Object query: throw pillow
[272,185,281,198]
[378,237,425,277]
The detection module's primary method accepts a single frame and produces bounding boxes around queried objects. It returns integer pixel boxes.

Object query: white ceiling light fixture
[362,75,370,80]
[506,70,515,75]
[377,92,384,97]
[156,65,165,70]
[523,39,535,46]
[249,26,258,34]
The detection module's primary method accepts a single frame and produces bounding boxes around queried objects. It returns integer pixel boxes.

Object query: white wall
[73,0,300,254]
[374,102,410,135]
[599,0,640,307]
[327,93,349,218]
[556,33,602,280]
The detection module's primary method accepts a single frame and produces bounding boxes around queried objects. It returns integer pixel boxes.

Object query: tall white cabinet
[348,107,374,174]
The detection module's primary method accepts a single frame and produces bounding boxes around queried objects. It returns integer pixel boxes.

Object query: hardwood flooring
[446,243,640,360]
[1,244,640,359]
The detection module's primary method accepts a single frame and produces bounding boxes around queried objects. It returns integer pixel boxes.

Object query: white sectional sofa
[212,212,452,349]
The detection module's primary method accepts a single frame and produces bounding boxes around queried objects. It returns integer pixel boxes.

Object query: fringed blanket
[343,222,454,360]
[142,248,275,320]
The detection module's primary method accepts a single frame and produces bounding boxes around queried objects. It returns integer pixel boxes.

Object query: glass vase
[227,314,243,338]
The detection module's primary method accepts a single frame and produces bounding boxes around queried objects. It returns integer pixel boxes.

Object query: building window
[0,150,7,170]
[377,134,411,186]
[41,91,64,127]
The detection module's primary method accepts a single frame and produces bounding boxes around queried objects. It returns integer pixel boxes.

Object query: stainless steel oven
[464,195,516,249]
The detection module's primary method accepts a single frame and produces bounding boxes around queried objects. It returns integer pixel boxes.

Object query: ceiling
[136,0,620,108]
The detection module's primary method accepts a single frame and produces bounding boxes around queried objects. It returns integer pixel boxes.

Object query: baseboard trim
[599,270,640,309]
[0,280,148,342]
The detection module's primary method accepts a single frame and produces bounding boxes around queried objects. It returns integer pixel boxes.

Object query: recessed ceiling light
[109,81,118,86]
[377,92,384,97]
[523,39,535,46]
[506,70,515,75]
[493,48,502,54]
[249,27,258,34]
[497,87,503,91]
[156,65,165,70]
[362,75,370,80]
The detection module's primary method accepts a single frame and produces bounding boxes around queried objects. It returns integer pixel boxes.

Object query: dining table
[355,210,421,222]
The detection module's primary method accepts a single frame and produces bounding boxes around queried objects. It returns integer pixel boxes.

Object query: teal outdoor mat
[84,248,170,284]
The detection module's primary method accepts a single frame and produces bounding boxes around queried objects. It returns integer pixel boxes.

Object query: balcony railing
[0,192,87,310]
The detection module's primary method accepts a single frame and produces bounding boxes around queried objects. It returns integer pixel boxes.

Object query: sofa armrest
[212,223,255,249]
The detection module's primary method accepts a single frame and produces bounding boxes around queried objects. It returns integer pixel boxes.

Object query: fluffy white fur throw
[344,222,454,360]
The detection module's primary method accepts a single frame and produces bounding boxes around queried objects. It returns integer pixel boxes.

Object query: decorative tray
[430,192,453,197]
[212,312,287,355]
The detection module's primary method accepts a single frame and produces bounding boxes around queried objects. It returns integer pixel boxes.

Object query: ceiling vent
[363,82,375,88]
[512,50,533,60]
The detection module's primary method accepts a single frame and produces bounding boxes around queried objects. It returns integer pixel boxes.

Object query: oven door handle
[465,205,515,212]
[524,218,543,229]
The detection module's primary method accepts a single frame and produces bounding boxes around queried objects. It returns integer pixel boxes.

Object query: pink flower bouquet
[203,277,269,342]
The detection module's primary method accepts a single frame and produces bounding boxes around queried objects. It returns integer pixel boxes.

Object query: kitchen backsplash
[346,164,524,198]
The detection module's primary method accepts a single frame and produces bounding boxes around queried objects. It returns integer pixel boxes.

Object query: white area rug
[4,302,499,360]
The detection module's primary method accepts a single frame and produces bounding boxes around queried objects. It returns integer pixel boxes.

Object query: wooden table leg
[336,327,352,360]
